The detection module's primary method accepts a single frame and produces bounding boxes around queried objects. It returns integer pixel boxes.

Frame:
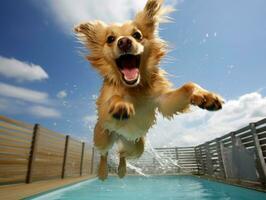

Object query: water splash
[108,148,150,177]
[107,139,182,176]
[139,139,182,174]
[127,163,149,177]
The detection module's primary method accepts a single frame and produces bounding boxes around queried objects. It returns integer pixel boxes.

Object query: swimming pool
[27,176,266,200]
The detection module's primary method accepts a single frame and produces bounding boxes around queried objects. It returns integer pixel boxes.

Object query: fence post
[194,147,200,175]
[216,138,226,179]
[90,147,95,174]
[205,142,213,176]
[230,131,242,182]
[202,144,207,175]
[80,142,85,176]
[175,147,178,160]
[230,132,236,146]
[195,147,199,174]
[198,146,203,174]
[250,123,266,185]
[26,124,40,183]
[62,135,70,179]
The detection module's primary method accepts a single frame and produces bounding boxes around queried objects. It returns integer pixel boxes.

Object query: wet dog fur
[75,0,223,180]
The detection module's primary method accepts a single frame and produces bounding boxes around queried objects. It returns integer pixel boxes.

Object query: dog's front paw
[109,101,135,120]
[191,90,223,111]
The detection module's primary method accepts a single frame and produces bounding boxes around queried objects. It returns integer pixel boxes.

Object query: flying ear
[74,21,107,51]
[134,0,174,37]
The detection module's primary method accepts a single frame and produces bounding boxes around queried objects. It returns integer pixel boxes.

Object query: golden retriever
[75,0,223,180]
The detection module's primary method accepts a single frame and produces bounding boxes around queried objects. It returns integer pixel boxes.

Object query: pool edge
[0,175,96,200]
[195,175,266,193]
[24,176,97,200]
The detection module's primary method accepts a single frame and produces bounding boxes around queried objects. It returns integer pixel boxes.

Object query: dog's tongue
[120,56,139,81]
[121,68,139,81]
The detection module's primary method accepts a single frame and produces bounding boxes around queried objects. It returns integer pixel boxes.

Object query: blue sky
[0,0,266,146]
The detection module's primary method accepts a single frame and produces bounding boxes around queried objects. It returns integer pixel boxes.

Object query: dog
[75,0,223,180]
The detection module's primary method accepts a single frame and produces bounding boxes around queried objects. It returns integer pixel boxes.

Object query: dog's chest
[105,98,157,140]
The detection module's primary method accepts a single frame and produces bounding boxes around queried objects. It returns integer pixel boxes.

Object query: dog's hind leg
[117,137,145,178]
[94,122,116,180]
[118,157,127,178]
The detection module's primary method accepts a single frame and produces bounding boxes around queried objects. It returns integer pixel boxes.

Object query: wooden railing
[0,116,94,185]
[195,118,266,185]
[1,115,265,187]
[155,147,197,173]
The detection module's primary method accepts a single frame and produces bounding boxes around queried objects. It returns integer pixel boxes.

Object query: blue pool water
[28,176,266,200]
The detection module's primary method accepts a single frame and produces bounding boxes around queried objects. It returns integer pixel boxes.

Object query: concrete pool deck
[0,175,95,200]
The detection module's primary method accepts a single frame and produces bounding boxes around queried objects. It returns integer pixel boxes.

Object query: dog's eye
[107,36,116,44]
[132,31,142,40]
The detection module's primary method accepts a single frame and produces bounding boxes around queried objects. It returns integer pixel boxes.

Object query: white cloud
[0,82,49,104]
[82,114,97,133]
[57,90,68,99]
[41,0,179,32]
[0,56,48,82]
[83,115,97,127]
[29,105,61,118]
[0,97,61,119]
[0,98,26,115]
[0,83,61,119]
[148,92,266,147]
[0,98,9,111]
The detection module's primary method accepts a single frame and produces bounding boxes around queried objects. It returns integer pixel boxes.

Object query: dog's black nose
[118,37,132,52]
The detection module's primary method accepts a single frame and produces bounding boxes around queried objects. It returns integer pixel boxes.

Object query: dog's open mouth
[115,54,141,86]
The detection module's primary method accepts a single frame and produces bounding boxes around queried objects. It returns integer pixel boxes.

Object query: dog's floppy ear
[134,0,174,37]
[74,21,107,51]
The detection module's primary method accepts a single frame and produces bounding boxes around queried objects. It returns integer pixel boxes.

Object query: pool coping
[196,175,266,193]
[0,175,96,200]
